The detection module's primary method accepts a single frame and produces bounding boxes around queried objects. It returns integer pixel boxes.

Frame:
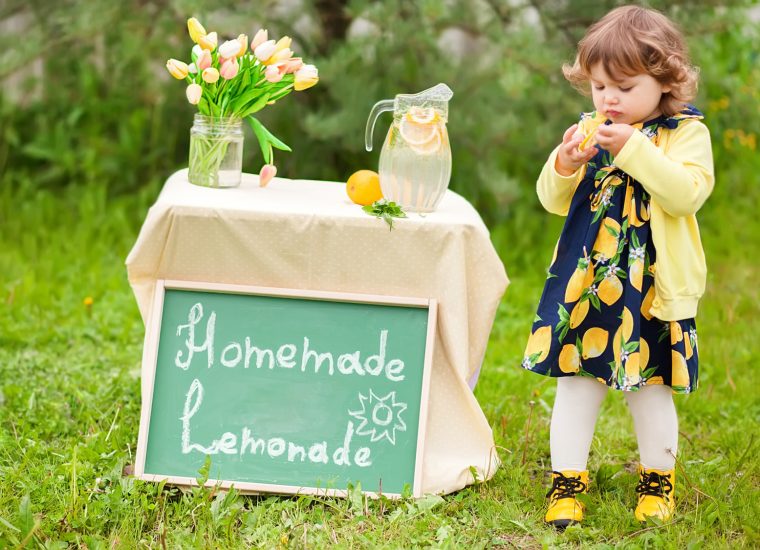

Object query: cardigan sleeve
[536,146,587,216]
[614,120,714,217]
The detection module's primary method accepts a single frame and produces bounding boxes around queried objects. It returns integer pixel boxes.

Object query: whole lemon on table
[346,170,383,205]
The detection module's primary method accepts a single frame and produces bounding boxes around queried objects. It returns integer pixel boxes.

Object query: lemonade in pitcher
[365,84,453,212]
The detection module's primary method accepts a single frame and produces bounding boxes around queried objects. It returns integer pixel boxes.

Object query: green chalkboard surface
[136,280,436,497]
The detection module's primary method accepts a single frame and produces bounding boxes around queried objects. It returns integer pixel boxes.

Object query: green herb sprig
[362,199,407,230]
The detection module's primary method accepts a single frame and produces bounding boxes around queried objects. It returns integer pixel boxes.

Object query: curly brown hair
[562,5,699,116]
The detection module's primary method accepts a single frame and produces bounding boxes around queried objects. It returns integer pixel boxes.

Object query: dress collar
[580,104,704,131]
[644,104,704,130]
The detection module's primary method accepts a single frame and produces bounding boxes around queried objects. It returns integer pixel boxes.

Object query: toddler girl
[521,5,713,528]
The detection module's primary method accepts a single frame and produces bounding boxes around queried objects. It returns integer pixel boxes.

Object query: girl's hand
[555,124,597,176]
[596,123,636,156]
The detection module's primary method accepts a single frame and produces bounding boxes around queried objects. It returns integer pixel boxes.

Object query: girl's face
[589,63,671,125]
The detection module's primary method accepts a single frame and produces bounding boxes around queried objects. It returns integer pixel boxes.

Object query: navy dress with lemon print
[522,106,702,394]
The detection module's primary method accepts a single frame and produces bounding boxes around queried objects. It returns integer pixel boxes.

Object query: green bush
[0,0,757,225]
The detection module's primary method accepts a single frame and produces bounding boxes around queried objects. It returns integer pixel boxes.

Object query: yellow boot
[545,470,588,528]
[635,466,675,522]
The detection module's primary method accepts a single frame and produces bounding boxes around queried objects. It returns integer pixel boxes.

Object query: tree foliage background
[0,0,757,225]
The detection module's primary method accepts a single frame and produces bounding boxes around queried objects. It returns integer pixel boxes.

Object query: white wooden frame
[135,279,437,499]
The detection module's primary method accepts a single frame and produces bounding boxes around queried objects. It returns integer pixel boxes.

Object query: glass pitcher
[365,83,453,213]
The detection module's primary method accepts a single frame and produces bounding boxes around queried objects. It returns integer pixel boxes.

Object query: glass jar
[188,114,244,188]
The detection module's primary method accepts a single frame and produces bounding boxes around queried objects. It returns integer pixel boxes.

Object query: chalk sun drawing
[348,390,407,445]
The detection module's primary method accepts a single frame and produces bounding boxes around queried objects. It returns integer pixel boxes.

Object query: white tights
[550,376,678,471]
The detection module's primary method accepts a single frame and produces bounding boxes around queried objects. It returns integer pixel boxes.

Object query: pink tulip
[294,64,319,91]
[259,164,276,187]
[264,63,286,83]
[202,67,219,83]
[254,40,276,62]
[220,58,239,80]
[186,83,202,105]
[218,39,241,60]
[250,29,268,51]
[283,57,303,74]
[196,49,212,71]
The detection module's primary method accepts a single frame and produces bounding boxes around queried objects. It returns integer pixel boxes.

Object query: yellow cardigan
[537,118,714,321]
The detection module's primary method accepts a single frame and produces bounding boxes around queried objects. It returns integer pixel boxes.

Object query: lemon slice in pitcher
[399,106,442,154]
[409,129,443,155]
[407,106,439,125]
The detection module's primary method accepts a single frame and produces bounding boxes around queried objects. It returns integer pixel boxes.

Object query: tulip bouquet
[166,17,319,187]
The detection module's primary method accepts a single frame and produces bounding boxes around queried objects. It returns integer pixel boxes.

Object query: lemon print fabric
[520,106,704,394]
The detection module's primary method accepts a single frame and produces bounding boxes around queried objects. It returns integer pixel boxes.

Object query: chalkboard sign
[135,280,436,498]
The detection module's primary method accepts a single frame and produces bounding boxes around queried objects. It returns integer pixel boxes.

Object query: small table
[126,169,509,494]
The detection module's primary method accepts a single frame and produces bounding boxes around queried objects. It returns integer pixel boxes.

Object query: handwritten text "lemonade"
[181,378,373,467]
[174,303,406,382]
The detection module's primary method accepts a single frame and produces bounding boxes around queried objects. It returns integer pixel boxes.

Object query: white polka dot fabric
[126,169,509,494]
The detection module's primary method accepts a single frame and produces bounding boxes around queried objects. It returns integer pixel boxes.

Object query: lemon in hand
[346,170,383,205]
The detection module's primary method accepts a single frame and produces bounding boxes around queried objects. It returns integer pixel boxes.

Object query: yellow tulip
[187,17,206,44]
[294,64,319,91]
[236,34,248,57]
[267,47,293,65]
[273,36,292,53]
[202,67,219,84]
[166,58,189,79]
[198,31,218,51]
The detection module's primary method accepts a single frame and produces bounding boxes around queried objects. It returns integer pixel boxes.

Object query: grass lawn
[0,169,758,548]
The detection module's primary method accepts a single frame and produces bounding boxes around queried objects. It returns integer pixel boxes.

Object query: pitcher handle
[365,99,395,152]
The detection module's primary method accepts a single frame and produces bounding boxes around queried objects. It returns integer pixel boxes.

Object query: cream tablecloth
[126,169,509,495]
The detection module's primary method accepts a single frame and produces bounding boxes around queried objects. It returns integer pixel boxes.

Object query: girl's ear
[662,84,672,94]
